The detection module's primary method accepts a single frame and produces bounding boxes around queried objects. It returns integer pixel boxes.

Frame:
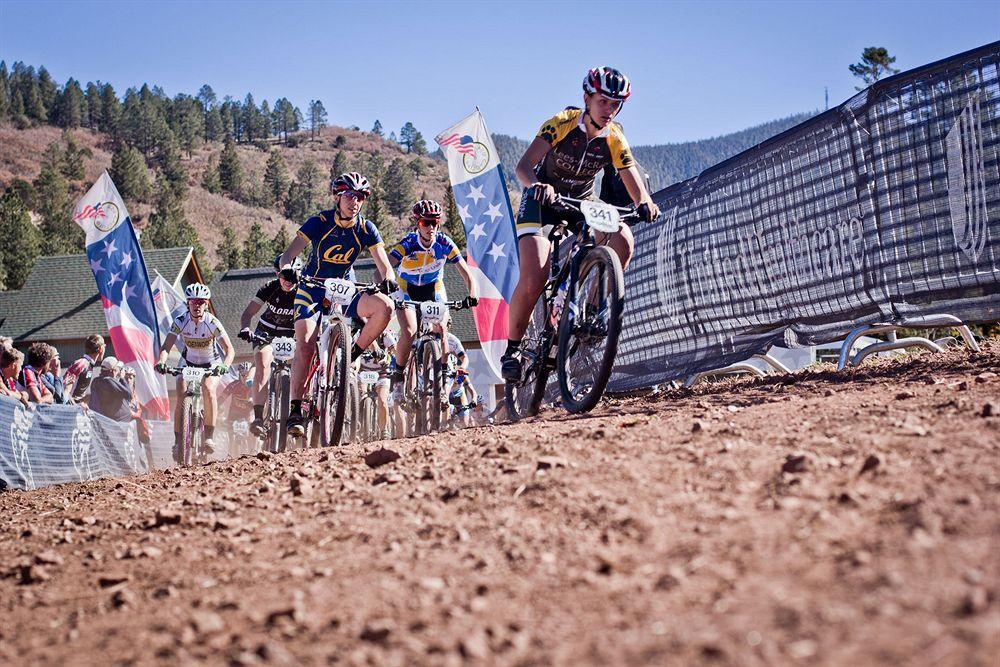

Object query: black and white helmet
[185,283,211,300]
[583,66,632,102]
[410,199,442,223]
[330,172,372,197]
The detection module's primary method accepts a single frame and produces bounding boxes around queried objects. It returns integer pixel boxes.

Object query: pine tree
[263,150,291,208]
[271,225,291,256]
[384,158,414,219]
[144,171,200,252]
[309,100,328,140]
[329,151,349,183]
[99,82,121,137]
[0,61,9,120]
[388,131,397,144]
[215,225,242,272]
[37,66,58,112]
[84,81,102,130]
[284,159,323,221]
[364,154,386,228]
[172,95,204,157]
[156,138,188,201]
[0,189,42,290]
[110,144,151,202]
[54,78,85,128]
[60,131,92,181]
[408,157,426,176]
[371,120,384,137]
[399,122,417,153]
[218,137,244,197]
[201,153,222,194]
[33,162,78,255]
[205,105,223,142]
[241,220,273,267]
[444,184,465,249]
[850,47,900,89]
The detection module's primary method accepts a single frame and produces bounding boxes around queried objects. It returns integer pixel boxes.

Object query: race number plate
[359,370,380,384]
[232,420,249,436]
[272,336,295,361]
[580,200,621,233]
[324,278,357,306]
[182,366,205,382]
[420,301,446,325]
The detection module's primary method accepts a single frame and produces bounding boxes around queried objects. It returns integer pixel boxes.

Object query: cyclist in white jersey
[155,283,235,461]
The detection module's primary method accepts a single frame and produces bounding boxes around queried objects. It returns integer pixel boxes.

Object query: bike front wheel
[505,295,551,421]
[556,245,625,414]
[320,320,351,447]
[418,340,442,435]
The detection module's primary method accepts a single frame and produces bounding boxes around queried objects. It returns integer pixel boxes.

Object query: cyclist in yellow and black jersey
[500,66,660,381]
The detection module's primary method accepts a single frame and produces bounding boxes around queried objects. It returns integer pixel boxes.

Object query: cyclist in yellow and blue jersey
[277,172,397,436]
[387,199,478,399]
[501,66,661,381]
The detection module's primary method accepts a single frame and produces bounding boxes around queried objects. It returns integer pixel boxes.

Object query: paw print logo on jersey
[540,124,558,143]
[619,150,634,168]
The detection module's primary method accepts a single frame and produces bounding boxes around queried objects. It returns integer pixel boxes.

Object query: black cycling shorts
[515,188,585,238]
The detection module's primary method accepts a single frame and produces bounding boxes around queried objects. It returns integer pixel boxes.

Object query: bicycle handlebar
[159,365,225,377]
[298,276,383,294]
[397,299,472,311]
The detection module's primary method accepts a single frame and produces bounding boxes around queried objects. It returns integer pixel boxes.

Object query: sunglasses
[418,219,440,227]
[188,299,208,306]
[342,190,367,202]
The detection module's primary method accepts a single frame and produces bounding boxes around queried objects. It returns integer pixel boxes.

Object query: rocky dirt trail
[1,344,998,666]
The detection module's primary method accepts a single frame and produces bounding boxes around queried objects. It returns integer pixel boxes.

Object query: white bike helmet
[381,330,398,347]
[237,362,252,374]
[185,283,211,300]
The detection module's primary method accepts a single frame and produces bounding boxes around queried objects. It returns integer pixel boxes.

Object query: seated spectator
[40,345,69,404]
[0,347,29,406]
[88,357,134,422]
[22,342,54,405]
[63,334,105,404]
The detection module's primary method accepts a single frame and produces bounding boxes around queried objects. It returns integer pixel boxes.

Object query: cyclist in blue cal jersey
[277,172,397,436]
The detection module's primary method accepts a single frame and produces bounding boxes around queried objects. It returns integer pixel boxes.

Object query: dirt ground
[1,343,998,666]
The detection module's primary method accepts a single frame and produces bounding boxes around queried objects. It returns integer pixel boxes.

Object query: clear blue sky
[1,0,997,145]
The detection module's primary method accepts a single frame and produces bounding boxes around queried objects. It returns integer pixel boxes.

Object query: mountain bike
[161,365,225,465]
[297,276,382,447]
[397,300,472,436]
[505,195,638,419]
[248,331,295,453]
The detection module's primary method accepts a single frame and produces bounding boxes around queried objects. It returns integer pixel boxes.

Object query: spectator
[63,334,105,404]
[0,347,29,406]
[22,342,54,405]
[40,345,69,404]
[88,357,134,422]
[0,336,13,352]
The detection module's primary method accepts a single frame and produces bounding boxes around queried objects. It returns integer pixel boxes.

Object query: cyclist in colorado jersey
[500,66,660,381]
[277,172,397,436]
[155,283,235,462]
[387,199,478,400]
[237,255,301,437]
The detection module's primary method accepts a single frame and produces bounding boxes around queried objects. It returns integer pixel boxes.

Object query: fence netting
[612,41,1000,391]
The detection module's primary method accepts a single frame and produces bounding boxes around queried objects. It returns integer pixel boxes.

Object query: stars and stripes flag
[73,171,169,419]
[436,110,519,381]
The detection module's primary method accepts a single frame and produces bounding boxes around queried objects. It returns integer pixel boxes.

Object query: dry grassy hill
[0,123,450,269]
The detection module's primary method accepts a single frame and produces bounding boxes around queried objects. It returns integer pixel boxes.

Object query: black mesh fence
[612,42,1000,391]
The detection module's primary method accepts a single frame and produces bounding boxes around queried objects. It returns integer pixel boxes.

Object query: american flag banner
[436,110,519,381]
[73,171,169,419]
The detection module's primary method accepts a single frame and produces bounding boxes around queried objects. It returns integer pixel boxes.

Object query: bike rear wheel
[320,320,351,447]
[360,394,374,442]
[556,245,625,414]
[505,295,551,421]
[180,397,194,466]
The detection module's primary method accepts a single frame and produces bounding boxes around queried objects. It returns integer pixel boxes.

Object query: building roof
[0,247,199,343]
[211,257,478,358]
